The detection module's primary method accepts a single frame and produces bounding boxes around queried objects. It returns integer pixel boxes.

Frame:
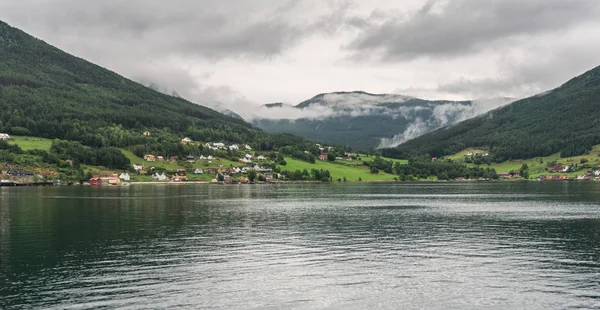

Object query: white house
[194,168,204,174]
[0,133,10,140]
[229,144,239,151]
[245,144,252,150]
[245,154,253,159]
[213,142,225,149]
[256,155,266,160]
[593,170,600,176]
[133,164,143,171]
[240,158,251,164]
[207,155,214,160]
[119,173,131,181]
[199,155,206,160]
[181,137,192,144]
[152,172,168,181]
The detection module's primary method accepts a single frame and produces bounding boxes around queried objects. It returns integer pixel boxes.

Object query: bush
[370,167,379,174]
[580,158,589,164]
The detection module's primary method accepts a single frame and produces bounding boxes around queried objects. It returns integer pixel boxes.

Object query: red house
[89,178,102,185]
[319,153,328,161]
[170,156,178,162]
[548,166,565,173]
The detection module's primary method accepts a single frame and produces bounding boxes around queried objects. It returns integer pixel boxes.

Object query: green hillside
[383,65,600,161]
[445,145,600,179]
[0,20,307,152]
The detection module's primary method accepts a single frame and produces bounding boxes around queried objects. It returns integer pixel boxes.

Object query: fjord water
[1,183,600,309]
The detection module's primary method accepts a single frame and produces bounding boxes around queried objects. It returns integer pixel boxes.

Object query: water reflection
[1,183,600,309]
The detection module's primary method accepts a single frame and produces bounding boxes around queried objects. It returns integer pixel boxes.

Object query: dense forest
[0,20,312,155]
[383,65,600,161]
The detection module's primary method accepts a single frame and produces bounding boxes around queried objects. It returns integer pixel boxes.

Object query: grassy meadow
[8,135,53,151]
[283,157,398,181]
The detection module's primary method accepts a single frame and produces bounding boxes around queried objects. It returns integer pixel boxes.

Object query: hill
[0,20,303,151]
[249,91,513,150]
[383,65,600,161]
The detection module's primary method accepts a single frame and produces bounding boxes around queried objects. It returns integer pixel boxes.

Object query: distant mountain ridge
[250,91,514,150]
[383,65,600,160]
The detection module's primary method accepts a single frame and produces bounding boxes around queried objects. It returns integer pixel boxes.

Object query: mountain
[249,91,513,150]
[0,20,297,149]
[383,65,600,161]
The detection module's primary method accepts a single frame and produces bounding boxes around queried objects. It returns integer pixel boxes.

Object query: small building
[133,164,143,171]
[144,155,156,162]
[143,131,151,136]
[119,173,131,181]
[193,168,204,174]
[431,157,437,162]
[170,156,178,162]
[240,177,249,184]
[0,133,10,140]
[181,137,192,144]
[157,156,164,161]
[245,144,252,150]
[498,173,512,179]
[319,153,328,161]
[152,172,168,181]
[256,155,266,160]
[548,166,565,173]
[108,176,121,185]
[229,144,239,151]
[89,178,102,185]
[172,174,188,182]
[186,155,195,163]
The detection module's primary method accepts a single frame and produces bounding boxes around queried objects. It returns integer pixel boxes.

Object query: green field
[360,155,408,165]
[282,157,398,181]
[8,135,53,151]
[446,146,600,179]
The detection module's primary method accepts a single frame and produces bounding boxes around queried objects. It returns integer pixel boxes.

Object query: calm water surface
[1,182,600,309]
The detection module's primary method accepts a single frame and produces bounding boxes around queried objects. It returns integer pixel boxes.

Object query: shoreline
[3,179,593,188]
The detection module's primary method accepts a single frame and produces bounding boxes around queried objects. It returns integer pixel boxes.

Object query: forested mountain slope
[383,65,600,161]
[251,91,512,151]
[0,20,297,149]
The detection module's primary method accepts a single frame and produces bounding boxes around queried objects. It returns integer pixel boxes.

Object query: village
[88,136,287,185]
[5,132,600,185]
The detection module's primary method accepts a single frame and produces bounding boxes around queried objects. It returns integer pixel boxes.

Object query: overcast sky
[2,0,600,112]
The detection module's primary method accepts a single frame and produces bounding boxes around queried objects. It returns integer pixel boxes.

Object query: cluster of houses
[464,152,489,157]
[239,154,266,163]
[89,174,121,185]
[205,142,252,151]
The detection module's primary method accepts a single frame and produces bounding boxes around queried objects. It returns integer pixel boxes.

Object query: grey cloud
[0,0,349,60]
[437,41,600,98]
[348,0,600,61]
[377,98,515,149]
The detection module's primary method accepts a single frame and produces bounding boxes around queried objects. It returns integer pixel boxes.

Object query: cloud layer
[1,0,599,112]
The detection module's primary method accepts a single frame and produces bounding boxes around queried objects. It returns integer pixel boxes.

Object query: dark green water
[1,182,600,309]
